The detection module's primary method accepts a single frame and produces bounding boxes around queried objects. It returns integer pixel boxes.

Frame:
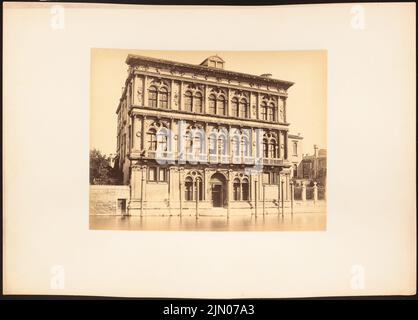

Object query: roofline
[125,54,295,89]
[288,134,304,139]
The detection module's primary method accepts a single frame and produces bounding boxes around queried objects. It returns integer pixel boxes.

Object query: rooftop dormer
[200,55,225,69]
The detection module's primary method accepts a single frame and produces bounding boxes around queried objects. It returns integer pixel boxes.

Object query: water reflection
[90,213,326,231]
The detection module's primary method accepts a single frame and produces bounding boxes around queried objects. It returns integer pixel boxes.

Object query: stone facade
[89,185,130,215]
[115,54,297,216]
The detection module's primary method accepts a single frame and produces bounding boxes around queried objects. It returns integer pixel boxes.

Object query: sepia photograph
[89,49,327,231]
[3,2,414,300]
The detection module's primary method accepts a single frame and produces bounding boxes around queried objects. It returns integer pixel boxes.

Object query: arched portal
[210,172,227,207]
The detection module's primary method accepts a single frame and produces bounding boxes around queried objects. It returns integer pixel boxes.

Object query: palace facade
[115,54,297,216]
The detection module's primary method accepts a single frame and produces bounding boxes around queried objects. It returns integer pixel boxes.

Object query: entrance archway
[210,172,227,207]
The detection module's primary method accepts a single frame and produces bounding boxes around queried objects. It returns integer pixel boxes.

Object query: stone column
[179,167,184,216]
[254,178,258,217]
[285,174,289,200]
[169,166,177,205]
[226,177,231,218]
[143,75,148,105]
[284,131,288,160]
[256,92,260,120]
[170,79,175,108]
[313,182,318,202]
[301,181,306,202]
[128,165,142,215]
[140,165,147,216]
[204,168,211,201]
[227,88,231,117]
[141,116,146,151]
[204,84,209,114]
[179,81,184,111]
[132,115,142,154]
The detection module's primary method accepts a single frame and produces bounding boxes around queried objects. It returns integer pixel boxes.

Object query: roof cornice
[125,54,295,90]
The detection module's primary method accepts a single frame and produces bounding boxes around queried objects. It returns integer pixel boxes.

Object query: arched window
[239,99,248,118]
[146,129,157,151]
[208,95,216,114]
[208,134,217,155]
[268,103,275,121]
[193,92,203,113]
[242,178,249,200]
[217,96,226,115]
[159,87,168,108]
[184,91,193,112]
[231,136,240,157]
[261,102,268,120]
[269,139,277,158]
[233,178,241,201]
[241,136,250,157]
[148,86,157,108]
[158,132,168,152]
[193,134,202,155]
[184,132,193,154]
[185,177,193,201]
[217,135,226,155]
[263,138,269,158]
[231,98,239,117]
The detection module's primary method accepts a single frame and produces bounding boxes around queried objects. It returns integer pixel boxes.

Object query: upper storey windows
[184,91,203,113]
[142,77,285,123]
[147,79,170,109]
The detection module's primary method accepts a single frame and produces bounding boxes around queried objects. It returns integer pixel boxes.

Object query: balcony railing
[144,150,284,166]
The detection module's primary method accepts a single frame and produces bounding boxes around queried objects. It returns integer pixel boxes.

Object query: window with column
[208,95,216,114]
[184,91,193,112]
[261,102,268,120]
[232,177,250,201]
[231,98,239,117]
[241,136,250,157]
[217,96,226,116]
[233,178,241,200]
[185,176,193,200]
[148,86,157,107]
[148,85,170,108]
[148,167,168,182]
[184,176,203,201]
[208,134,216,155]
[194,92,203,113]
[239,98,249,118]
[231,136,240,157]
[157,133,168,152]
[184,90,203,113]
[269,139,277,158]
[268,103,275,121]
[263,138,269,158]
[146,129,157,151]
[159,87,168,108]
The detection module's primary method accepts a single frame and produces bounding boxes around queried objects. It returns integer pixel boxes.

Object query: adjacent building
[115,54,298,215]
[294,145,327,186]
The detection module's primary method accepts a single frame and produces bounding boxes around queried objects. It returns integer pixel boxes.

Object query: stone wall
[90,185,130,215]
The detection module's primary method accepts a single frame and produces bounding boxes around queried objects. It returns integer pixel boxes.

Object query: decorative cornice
[126,54,294,90]
[131,106,290,130]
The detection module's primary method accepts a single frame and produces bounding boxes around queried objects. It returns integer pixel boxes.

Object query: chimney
[314,145,318,157]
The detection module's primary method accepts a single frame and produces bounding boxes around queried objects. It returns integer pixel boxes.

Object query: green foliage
[89,149,121,185]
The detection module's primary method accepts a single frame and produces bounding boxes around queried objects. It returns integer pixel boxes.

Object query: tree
[89,149,121,185]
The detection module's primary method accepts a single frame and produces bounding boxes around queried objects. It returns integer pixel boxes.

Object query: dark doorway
[117,199,127,215]
[211,184,223,207]
[210,172,227,207]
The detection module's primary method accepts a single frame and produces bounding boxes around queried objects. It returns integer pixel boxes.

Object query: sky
[90,49,327,156]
